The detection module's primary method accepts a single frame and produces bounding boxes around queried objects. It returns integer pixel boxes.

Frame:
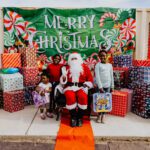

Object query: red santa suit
[60,63,93,110]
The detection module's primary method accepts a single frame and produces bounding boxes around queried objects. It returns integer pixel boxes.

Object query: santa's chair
[54,84,92,121]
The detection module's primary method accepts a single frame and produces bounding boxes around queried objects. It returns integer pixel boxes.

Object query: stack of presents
[110,55,150,119]
[0,47,39,112]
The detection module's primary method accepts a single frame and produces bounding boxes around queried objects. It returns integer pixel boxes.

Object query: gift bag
[32,91,47,107]
[93,92,112,113]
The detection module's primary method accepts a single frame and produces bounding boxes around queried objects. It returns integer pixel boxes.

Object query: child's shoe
[40,113,46,120]
[46,112,54,118]
[96,115,101,123]
[101,115,105,124]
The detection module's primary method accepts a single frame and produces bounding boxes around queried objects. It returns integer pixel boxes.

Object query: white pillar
[135,10,141,59]
[0,8,3,68]
[139,10,148,59]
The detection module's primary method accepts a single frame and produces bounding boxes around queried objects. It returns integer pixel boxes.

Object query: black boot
[69,109,77,127]
[77,108,83,127]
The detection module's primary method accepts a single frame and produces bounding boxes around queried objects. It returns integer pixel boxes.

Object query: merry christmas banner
[3,7,136,66]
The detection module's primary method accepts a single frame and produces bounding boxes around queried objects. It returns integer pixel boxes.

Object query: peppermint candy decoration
[114,35,127,50]
[84,57,97,70]
[99,12,117,27]
[106,29,120,44]
[116,9,132,20]
[22,21,36,41]
[4,11,25,36]
[4,31,15,46]
[120,18,136,40]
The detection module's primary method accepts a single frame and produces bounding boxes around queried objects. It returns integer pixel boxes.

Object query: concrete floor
[0,105,150,137]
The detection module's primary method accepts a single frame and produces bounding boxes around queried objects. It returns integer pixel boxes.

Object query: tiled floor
[0,105,150,137]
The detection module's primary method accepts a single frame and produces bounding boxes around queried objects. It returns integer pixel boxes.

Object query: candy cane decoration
[4,11,25,36]
[99,12,117,27]
[127,40,135,48]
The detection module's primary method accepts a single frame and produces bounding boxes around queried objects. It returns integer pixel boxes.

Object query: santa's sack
[93,92,112,113]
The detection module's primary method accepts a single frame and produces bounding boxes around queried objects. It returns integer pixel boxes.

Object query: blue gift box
[113,55,132,67]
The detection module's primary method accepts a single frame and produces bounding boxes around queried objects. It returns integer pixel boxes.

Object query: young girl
[95,50,114,123]
[33,72,52,120]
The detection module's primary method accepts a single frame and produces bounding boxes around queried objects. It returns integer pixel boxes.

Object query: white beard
[69,60,83,82]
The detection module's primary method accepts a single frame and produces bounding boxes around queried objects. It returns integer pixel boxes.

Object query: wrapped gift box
[113,70,125,89]
[0,90,3,109]
[24,86,35,105]
[0,73,23,92]
[128,67,150,84]
[1,53,21,68]
[21,67,39,86]
[120,88,133,112]
[113,67,129,86]
[21,47,37,67]
[109,90,128,117]
[113,55,132,67]
[3,90,24,112]
[131,82,150,118]
[133,60,150,67]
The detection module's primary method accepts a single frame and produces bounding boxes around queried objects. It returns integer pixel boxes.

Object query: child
[94,50,114,123]
[33,72,52,120]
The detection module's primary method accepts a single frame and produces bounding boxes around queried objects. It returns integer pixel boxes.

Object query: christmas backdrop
[3,7,136,67]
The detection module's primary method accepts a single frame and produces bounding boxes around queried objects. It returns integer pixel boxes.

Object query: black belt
[66,82,84,87]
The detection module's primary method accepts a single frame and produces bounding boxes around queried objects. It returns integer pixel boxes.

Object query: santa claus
[60,52,93,127]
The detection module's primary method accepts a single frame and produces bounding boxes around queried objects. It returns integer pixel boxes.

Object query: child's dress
[32,82,52,107]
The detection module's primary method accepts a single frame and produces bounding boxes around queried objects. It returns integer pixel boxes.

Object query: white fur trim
[84,82,93,89]
[66,103,77,110]
[60,75,67,85]
[78,104,87,110]
[62,66,68,76]
[82,87,88,94]
[54,84,64,97]
[64,86,82,92]
[60,66,68,84]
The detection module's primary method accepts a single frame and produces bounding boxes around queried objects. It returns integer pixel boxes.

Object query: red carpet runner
[55,116,95,150]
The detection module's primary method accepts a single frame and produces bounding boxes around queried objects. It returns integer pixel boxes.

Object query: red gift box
[133,60,150,67]
[21,67,39,86]
[1,53,21,68]
[109,90,128,117]
[3,90,24,112]
[0,90,3,109]
[21,47,37,67]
